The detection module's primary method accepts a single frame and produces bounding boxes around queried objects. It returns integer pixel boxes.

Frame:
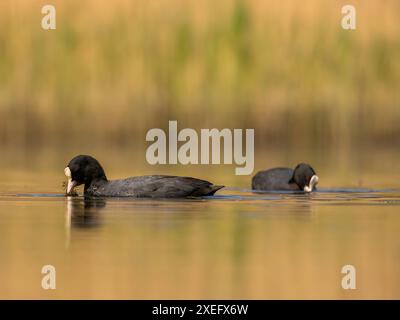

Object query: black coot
[252,163,319,192]
[64,155,224,198]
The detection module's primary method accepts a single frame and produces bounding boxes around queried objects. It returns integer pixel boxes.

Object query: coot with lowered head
[252,163,318,192]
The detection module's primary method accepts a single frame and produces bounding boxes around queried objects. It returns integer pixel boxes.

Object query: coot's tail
[190,184,224,197]
[206,185,224,196]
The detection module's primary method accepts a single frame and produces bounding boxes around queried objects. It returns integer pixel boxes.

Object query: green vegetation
[0,0,399,147]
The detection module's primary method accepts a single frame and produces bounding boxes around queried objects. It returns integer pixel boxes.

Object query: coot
[252,163,319,192]
[64,155,224,198]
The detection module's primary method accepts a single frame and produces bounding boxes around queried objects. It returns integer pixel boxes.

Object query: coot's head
[64,155,107,195]
[290,163,319,193]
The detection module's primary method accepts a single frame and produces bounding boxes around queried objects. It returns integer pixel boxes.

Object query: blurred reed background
[0,0,399,149]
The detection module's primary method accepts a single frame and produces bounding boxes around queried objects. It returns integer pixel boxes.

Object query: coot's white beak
[64,167,78,195]
[304,175,319,193]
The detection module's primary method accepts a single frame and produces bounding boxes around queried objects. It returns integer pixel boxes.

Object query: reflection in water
[65,197,106,248]
[66,196,106,228]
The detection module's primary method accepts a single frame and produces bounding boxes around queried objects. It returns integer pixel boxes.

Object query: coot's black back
[252,168,298,191]
[86,175,224,198]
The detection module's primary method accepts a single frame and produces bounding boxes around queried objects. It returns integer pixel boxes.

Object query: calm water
[0,147,400,299]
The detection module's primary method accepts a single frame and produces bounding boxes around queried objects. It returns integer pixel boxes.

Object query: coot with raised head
[64,155,224,198]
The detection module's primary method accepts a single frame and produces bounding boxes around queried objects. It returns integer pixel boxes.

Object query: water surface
[1,187,400,299]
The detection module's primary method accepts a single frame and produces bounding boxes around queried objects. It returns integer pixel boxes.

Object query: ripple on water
[0,187,398,207]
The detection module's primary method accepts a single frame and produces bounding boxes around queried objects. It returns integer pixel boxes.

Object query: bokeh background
[0,0,399,187]
[1,0,400,301]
